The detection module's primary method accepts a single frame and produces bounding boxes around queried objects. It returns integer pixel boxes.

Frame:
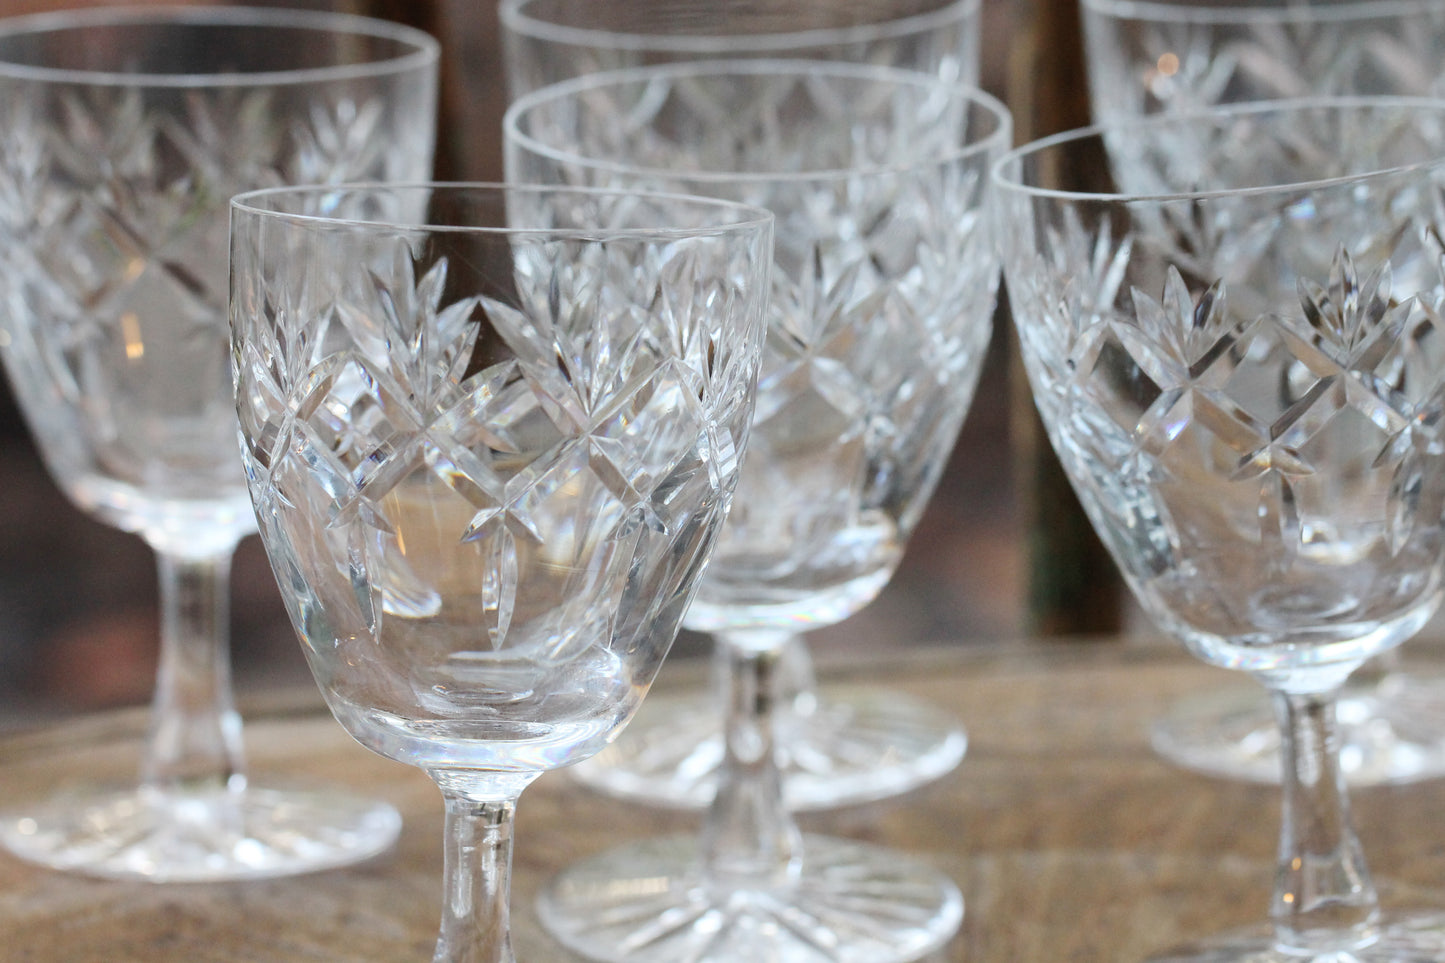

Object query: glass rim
[229,181,777,241]
[990,96,1445,204]
[1079,0,1445,26]
[503,58,1012,186]
[0,4,441,89]
[498,0,980,55]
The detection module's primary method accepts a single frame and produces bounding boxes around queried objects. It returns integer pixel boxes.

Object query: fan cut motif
[0,82,404,511]
[237,215,763,739]
[1033,231,1445,643]
[1085,3,1445,124]
[523,69,1003,617]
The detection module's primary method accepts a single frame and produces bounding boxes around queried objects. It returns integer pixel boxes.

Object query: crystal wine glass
[998,96,1445,962]
[498,0,983,813]
[1080,0,1445,786]
[505,61,1009,962]
[230,181,772,963]
[0,5,439,881]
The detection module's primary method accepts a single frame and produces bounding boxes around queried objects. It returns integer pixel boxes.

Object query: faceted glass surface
[231,185,771,772]
[499,0,981,99]
[1002,101,1445,684]
[507,64,1009,633]
[0,16,437,554]
[1082,0,1445,123]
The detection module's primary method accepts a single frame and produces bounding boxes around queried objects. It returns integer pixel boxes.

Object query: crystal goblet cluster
[506,59,1009,963]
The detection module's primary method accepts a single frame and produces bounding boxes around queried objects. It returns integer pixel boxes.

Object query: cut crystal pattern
[508,67,1004,627]
[232,191,766,766]
[1083,0,1445,124]
[0,74,432,542]
[499,0,983,101]
[1006,110,1445,664]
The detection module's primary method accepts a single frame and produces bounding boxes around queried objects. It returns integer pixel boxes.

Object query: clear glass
[1081,0,1445,787]
[505,61,1009,961]
[0,5,439,881]
[499,0,980,98]
[499,0,981,813]
[230,182,772,963]
[997,98,1445,962]
[1082,0,1445,122]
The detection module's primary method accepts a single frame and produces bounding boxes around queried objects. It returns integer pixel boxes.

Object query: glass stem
[1270,687,1379,954]
[701,629,802,893]
[779,631,820,721]
[430,769,540,963]
[139,548,246,796]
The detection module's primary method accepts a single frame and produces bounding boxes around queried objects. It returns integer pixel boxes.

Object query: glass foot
[0,783,402,882]
[570,684,966,811]
[1150,673,1445,786]
[1145,914,1445,962]
[537,833,962,963]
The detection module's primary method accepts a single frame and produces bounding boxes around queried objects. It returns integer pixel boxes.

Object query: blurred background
[0,0,1123,729]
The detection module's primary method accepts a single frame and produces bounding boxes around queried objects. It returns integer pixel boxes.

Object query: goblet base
[1150,673,1445,786]
[537,832,962,963]
[1145,914,1445,962]
[0,783,401,882]
[569,684,966,811]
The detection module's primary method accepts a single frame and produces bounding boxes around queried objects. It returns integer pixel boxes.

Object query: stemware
[997,96,1445,962]
[505,61,1008,962]
[0,5,439,881]
[499,0,982,814]
[230,182,772,963]
[1080,0,1445,786]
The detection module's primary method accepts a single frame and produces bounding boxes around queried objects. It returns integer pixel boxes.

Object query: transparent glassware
[998,97,1445,962]
[230,182,772,963]
[1080,0,1445,787]
[498,0,982,814]
[0,6,439,882]
[498,0,980,98]
[505,61,1009,962]
[1082,0,1445,123]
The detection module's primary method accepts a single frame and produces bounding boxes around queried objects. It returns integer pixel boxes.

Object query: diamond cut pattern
[234,192,766,716]
[511,69,1005,603]
[1084,1,1445,123]
[1006,106,1445,644]
[0,69,430,515]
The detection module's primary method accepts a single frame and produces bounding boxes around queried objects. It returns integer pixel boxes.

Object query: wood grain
[5,638,1445,962]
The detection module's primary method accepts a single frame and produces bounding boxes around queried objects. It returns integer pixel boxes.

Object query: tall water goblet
[499,0,982,813]
[506,61,1008,962]
[1080,0,1445,786]
[230,181,772,963]
[998,96,1445,962]
[0,5,439,881]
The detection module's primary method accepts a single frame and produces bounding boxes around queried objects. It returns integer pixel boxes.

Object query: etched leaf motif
[0,71,419,510]
[365,257,481,412]
[289,98,386,186]
[1297,248,1406,365]
[1129,14,1442,116]
[478,282,588,433]
[1046,205,1133,337]
[1129,267,1235,380]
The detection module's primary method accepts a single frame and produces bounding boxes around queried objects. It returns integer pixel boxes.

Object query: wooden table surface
[5,637,1445,962]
